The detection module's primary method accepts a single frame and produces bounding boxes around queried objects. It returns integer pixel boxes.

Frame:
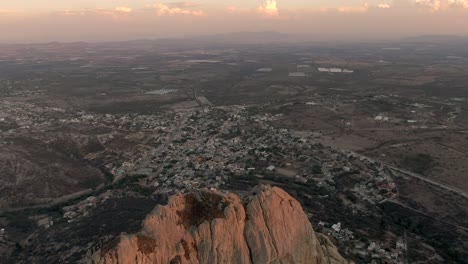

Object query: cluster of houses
[0,100,420,263]
[318,220,407,263]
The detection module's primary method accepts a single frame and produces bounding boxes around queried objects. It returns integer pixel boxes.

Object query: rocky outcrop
[88,185,351,264]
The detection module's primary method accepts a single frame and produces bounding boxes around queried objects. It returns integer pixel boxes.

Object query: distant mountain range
[2,32,468,46]
[168,32,468,45]
[191,31,313,44]
[400,35,468,43]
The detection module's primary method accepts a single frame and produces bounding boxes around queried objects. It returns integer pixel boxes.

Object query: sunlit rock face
[87,185,351,264]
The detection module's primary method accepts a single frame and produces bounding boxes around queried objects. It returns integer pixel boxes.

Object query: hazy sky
[1,0,468,43]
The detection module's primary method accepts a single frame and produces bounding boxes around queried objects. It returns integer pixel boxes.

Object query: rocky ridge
[87,185,350,264]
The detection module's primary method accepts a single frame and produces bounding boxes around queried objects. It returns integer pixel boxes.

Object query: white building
[332,222,341,232]
[317,67,354,73]
[289,72,306,77]
[146,89,178,95]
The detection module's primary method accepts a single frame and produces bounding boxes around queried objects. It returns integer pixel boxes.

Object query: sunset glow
[1,0,468,42]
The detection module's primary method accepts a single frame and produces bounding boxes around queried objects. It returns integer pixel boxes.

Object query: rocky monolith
[88,185,351,264]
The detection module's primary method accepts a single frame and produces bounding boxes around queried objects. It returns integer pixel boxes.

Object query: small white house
[332,222,341,232]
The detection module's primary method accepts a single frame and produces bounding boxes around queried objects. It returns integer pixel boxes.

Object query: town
[1,39,467,263]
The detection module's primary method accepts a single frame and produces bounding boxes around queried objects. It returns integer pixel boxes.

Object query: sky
[1,0,468,43]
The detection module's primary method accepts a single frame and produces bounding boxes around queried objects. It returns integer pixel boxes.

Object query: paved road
[352,152,468,200]
[387,165,468,199]
[383,200,468,232]
[0,188,94,215]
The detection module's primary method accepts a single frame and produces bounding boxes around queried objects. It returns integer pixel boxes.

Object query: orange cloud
[415,0,442,11]
[156,3,205,16]
[258,0,279,16]
[0,9,23,16]
[338,3,369,13]
[0,9,17,13]
[115,6,133,13]
[52,8,133,19]
[53,10,87,16]
[377,3,392,8]
[227,6,250,14]
[448,0,468,8]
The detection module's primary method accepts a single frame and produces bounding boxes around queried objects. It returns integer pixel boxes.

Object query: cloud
[155,3,205,16]
[448,0,468,8]
[0,9,18,14]
[258,0,279,16]
[51,8,133,19]
[52,10,88,16]
[414,0,442,11]
[337,3,369,13]
[412,0,468,11]
[52,3,206,18]
[226,6,250,14]
[115,6,133,13]
[4,0,468,43]
[166,2,201,9]
[377,3,392,8]
[0,9,24,17]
